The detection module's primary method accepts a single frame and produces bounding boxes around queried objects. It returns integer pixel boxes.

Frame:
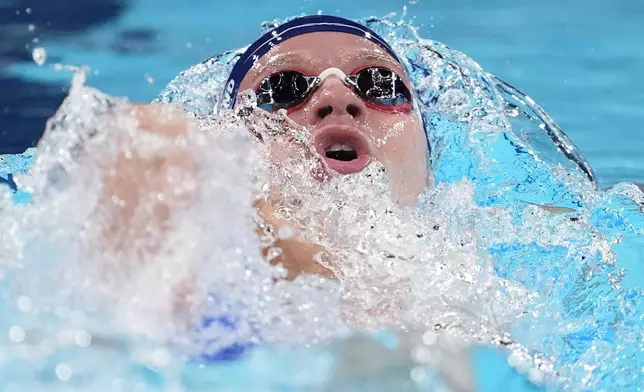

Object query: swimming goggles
[254,67,412,112]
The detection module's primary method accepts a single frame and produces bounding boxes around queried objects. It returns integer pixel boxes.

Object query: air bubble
[16,296,33,312]
[32,47,46,66]
[8,326,25,343]
[422,330,438,345]
[74,330,91,347]
[410,365,426,382]
[56,364,72,381]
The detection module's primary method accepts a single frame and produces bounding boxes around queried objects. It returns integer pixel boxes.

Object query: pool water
[1,2,644,392]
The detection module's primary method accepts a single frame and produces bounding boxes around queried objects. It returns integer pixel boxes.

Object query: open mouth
[314,125,370,175]
[325,143,359,162]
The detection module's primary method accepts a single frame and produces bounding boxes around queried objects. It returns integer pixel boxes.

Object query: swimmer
[78,15,432,281]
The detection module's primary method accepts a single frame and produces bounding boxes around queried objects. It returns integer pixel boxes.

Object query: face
[238,31,430,206]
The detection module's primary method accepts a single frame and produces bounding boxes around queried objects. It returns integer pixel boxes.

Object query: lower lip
[324,154,370,174]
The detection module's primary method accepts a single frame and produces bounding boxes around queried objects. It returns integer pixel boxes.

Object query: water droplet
[27,24,35,32]
[16,296,33,312]
[277,225,294,239]
[145,74,155,84]
[32,47,46,66]
[25,7,31,14]
[528,367,545,385]
[9,326,25,343]
[422,330,438,345]
[74,330,91,347]
[410,365,426,382]
[412,346,433,362]
[56,364,72,381]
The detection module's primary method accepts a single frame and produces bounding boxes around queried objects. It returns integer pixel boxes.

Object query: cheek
[282,102,315,127]
[285,92,327,126]
[368,115,429,205]
[366,113,425,147]
[368,114,428,173]
[285,109,308,126]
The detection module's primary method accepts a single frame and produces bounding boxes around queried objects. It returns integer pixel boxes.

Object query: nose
[307,77,366,124]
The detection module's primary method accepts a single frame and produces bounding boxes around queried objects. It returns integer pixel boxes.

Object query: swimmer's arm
[90,104,197,255]
[56,104,204,321]
[62,103,331,309]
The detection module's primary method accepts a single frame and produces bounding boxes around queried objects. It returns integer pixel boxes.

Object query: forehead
[239,31,404,89]
[263,31,394,63]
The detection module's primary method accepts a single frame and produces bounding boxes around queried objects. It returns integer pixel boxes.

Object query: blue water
[2,0,644,186]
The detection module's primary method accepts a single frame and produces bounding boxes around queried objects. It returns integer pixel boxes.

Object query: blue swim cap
[221,15,403,110]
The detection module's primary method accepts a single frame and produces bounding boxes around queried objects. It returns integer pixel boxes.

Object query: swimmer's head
[225,15,430,205]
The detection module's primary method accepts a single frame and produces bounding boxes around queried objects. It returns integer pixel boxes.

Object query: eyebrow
[349,49,397,65]
[253,47,399,70]
[250,52,312,76]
